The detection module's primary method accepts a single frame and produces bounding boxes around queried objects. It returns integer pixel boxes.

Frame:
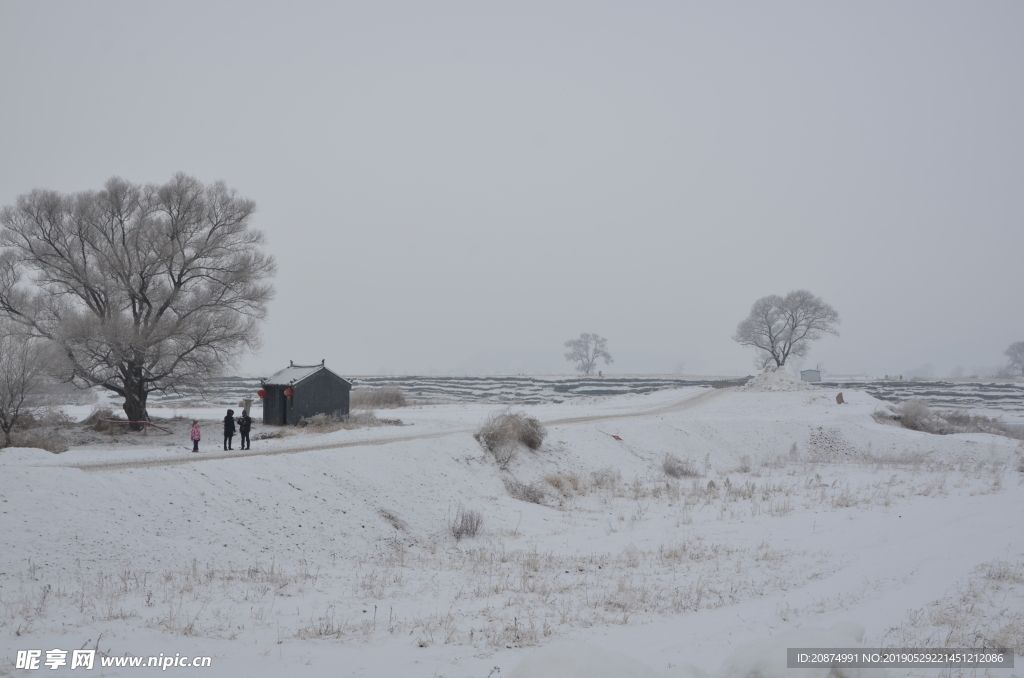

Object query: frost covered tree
[1005,341,1024,377]
[0,174,276,424]
[564,333,613,375]
[733,290,839,369]
[0,321,54,447]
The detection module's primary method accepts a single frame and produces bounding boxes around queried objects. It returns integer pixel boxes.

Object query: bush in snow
[450,506,483,541]
[502,475,546,504]
[476,410,546,452]
[10,429,69,454]
[877,399,1024,439]
[298,410,402,432]
[662,453,698,478]
[82,405,117,431]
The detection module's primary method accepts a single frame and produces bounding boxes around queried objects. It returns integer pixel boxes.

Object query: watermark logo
[15,649,209,670]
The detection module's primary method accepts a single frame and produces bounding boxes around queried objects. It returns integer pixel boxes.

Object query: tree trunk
[2,426,11,448]
[121,364,150,430]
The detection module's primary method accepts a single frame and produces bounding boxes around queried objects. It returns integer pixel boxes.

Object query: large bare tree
[0,321,54,447]
[564,333,613,375]
[733,290,840,369]
[0,174,276,423]
[1005,341,1024,377]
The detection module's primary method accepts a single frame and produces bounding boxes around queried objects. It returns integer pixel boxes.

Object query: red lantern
[284,388,294,398]
[257,389,267,398]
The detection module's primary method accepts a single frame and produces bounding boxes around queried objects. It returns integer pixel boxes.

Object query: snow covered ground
[1,379,1022,677]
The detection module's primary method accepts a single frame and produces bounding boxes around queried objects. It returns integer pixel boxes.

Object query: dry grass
[503,475,546,504]
[297,411,403,433]
[450,507,484,541]
[350,386,407,409]
[9,429,70,454]
[475,410,547,454]
[662,453,698,478]
[876,399,1024,440]
[883,559,1024,661]
[82,405,118,431]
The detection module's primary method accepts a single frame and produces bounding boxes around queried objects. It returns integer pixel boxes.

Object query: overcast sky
[1,2,1021,378]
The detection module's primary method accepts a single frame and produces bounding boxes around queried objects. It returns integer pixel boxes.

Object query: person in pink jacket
[190,421,201,453]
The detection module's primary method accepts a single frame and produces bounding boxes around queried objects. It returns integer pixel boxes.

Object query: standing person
[238,410,252,450]
[190,421,201,453]
[223,409,236,450]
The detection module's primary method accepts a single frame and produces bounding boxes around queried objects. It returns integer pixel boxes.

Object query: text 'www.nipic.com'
[16,649,212,670]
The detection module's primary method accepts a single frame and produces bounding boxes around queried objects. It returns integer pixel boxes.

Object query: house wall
[261,386,287,425]
[292,369,351,421]
[261,370,351,426]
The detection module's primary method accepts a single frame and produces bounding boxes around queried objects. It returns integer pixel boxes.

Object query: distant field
[824,379,1024,424]
[136,374,1024,423]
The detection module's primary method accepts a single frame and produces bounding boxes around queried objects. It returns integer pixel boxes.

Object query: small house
[800,369,821,383]
[259,360,352,426]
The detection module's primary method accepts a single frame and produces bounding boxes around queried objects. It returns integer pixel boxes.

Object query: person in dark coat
[223,409,236,450]
[238,410,252,450]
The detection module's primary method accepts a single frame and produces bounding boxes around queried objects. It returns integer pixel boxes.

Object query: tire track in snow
[59,387,725,472]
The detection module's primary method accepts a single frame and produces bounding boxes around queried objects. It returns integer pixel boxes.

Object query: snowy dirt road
[57,387,725,473]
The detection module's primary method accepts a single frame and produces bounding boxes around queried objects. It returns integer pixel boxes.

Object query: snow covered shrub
[502,475,546,504]
[450,506,483,541]
[298,411,402,432]
[299,412,341,432]
[350,386,406,409]
[938,409,1024,439]
[662,453,698,478]
[17,408,74,429]
[492,442,518,470]
[885,399,1023,439]
[895,398,941,432]
[11,429,69,453]
[590,467,623,492]
[82,405,116,431]
[545,472,587,497]
[475,410,547,454]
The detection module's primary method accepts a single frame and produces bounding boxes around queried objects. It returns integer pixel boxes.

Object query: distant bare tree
[733,290,840,369]
[564,333,613,375]
[0,174,276,424]
[1005,341,1024,377]
[0,321,53,447]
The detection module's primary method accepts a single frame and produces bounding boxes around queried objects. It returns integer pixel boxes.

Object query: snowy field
[1,375,1022,677]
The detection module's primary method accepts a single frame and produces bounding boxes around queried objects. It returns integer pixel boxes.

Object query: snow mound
[739,367,814,392]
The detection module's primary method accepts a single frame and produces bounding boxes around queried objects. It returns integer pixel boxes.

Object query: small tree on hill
[1005,341,1024,377]
[733,290,840,369]
[0,174,276,424]
[564,333,613,375]
[0,321,53,447]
